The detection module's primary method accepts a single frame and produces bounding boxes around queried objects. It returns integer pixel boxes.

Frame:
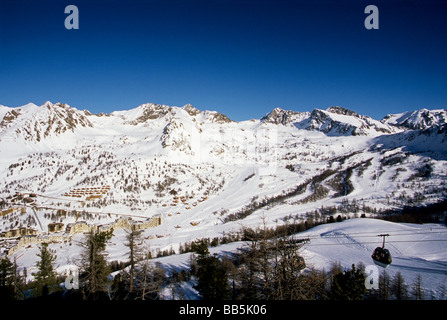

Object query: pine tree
[110,272,127,300]
[235,232,272,300]
[296,267,328,300]
[236,244,262,299]
[0,257,15,299]
[138,260,165,300]
[33,243,57,296]
[270,237,306,299]
[391,272,408,300]
[330,264,366,300]
[411,274,424,300]
[79,229,113,299]
[192,241,231,300]
[124,226,143,295]
[230,230,307,300]
[12,259,25,299]
[378,269,391,300]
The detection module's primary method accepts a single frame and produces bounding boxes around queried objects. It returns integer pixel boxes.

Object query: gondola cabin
[371,247,392,268]
[371,234,392,268]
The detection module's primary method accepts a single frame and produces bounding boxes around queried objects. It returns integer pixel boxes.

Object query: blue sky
[0,0,446,121]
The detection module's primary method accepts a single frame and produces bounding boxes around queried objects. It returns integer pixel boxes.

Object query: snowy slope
[299,219,447,294]
[293,107,397,136]
[260,107,310,125]
[0,101,93,141]
[1,101,447,299]
[183,218,447,299]
[382,108,447,130]
[12,218,447,299]
[260,106,397,136]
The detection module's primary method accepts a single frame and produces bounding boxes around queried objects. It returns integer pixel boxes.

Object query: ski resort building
[5,215,163,257]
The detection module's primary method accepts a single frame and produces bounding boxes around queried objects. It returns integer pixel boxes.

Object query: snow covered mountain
[260,107,309,125]
[1,101,446,297]
[261,106,397,136]
[0,102,93,143]
[382,108,447,130]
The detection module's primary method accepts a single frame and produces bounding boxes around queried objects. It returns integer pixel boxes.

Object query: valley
[1,101,446,298]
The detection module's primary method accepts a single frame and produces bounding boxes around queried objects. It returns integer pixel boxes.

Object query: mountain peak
[181,103,232,123]
[293,107,395,136]
[326,106,359,117]
[382,108,447,130]
[0,101,93,142]
[182,104,200,116]
[119,102,233,125]
[126,103,171,124]
[203,110,233,123]
[261,107,309,125]
[42,100,53,108]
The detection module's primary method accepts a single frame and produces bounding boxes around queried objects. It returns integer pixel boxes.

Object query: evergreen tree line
[0,228,176,300]
[1,213,446,300]
[190,236,445,300]
[378,198,447,225]
[224,158,375,223]
[178,215,344,256]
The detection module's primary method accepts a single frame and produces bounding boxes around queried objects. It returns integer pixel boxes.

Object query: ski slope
[298,219,447,294]
[144,218,447,299]
[14,217,446,299]
[1,102,447,299]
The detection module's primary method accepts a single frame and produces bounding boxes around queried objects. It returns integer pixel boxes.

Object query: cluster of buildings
[62,185,111,199]
[1,215,162,257]
[162,193,208,210]
[0,227,38,238]
[1,188,165,258]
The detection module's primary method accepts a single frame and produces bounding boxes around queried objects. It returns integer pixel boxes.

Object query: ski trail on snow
[320,231,371,252]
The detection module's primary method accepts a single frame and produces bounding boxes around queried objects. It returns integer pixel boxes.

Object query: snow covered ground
[299,219,447,296]
[143,218,447,299]
[1,102,447,299]
[205,219,446,299]
[14,217,446,299]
